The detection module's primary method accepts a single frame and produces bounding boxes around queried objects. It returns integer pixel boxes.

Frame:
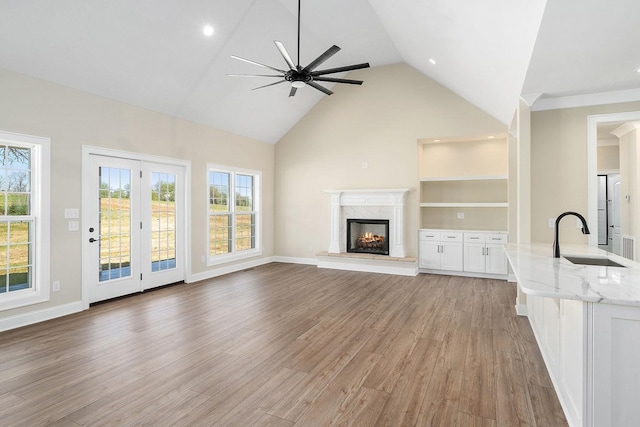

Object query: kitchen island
[505,243,640,427]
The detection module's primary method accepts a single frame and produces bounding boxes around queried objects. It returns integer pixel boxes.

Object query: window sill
[207,249,262,266]
[0,288,50,312]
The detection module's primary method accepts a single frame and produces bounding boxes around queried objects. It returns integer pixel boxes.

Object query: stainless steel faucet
[553,211,591,258]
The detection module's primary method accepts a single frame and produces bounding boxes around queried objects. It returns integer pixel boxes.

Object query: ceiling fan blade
[251,80,287,91]
[274,41,296,70]
[231,55,286,73]
[227,74,284,78]
[313,76,363,85]
[312,62,370,76]
[306,81,333,96]
[302,45,341,72]
[289,86,297,97]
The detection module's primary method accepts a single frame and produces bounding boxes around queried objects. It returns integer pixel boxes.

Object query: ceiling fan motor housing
[285,68,312,84]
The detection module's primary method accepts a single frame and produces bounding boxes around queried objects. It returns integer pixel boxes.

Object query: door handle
[89,237,100,243]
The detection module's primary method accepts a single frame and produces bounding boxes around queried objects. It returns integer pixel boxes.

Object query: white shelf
[420,175,508,182]
[420,202,509,208]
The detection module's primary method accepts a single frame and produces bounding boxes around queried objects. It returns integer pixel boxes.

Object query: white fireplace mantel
[324,189,410,258]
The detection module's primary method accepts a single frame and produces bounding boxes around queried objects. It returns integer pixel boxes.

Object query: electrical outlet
[308,245,313,252]
[548,218,555,228]
[68,220,79,232]
[52,281,60,292]
[201,255,205,263]
[457,212,464,219]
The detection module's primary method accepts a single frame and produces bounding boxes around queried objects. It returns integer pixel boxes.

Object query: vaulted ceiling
[0,0,638,144]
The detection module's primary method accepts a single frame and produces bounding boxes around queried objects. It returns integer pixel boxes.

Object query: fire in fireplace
[346,219,390,255]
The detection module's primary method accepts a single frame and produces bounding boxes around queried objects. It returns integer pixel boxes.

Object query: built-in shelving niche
[418,135,509,231]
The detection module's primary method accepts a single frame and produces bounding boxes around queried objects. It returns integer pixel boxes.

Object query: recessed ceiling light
[203,25,214,37]
[488,135,495,139]
[433,139,441,142]
[636,67,640,73]
[428,58,436,65]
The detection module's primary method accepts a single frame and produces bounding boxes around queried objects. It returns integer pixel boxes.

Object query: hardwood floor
[0,263,568,426]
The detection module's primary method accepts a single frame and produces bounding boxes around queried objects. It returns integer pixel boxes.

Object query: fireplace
[346,219,390,255]
[325,189,408,258]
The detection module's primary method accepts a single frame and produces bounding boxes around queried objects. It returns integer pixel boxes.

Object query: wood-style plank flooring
[0,263,568,426]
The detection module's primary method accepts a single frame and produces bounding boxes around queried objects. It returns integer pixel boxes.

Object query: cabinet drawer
[486,233,508,244]
[441,232,462,242]
[464,233,486,243]
[419,230,440,241]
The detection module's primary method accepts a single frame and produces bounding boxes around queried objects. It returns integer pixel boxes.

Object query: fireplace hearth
[347,219,389,255]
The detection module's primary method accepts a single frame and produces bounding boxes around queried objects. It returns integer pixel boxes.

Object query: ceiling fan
[228,0,370,97]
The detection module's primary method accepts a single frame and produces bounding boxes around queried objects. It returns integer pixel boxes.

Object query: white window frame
[207,163,261,265]
[0,131,50,311]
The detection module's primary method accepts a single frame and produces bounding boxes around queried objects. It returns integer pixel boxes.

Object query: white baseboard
[272,256,318,265]
[0,301,84,333]
[515,304,529,316]
[418,268,509,281]
[186,256,276,283]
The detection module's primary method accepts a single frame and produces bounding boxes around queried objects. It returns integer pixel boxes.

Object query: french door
[84,153,185,304]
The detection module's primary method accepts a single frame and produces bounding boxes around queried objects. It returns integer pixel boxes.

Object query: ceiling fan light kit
[229,0,370,97]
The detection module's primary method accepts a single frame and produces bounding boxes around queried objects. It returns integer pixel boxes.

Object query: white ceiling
[0,0,638,144]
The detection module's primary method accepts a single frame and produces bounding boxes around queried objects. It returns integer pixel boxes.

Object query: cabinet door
[485,244,508,274]
[592,303,640,427]
[464,242,486,273]
[440,242,463,271]
[419,240,441,269]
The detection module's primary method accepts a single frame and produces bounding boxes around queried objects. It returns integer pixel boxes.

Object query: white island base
[505,243,640,427]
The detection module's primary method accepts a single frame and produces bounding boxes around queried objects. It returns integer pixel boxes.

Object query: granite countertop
[505,243,640,307]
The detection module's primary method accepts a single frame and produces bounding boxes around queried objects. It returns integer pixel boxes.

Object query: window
[0,131,50,311]
[208,164,260,263]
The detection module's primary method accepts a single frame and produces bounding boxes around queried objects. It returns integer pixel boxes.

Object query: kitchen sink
[563,255,626,268]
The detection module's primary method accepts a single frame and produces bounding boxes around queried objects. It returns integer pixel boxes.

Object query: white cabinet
[591,303,640,427]
[418,230,463,271]
[420,229,508,277]
[463,232,508,274]
[525,295,640,427]
[526,295,585,426]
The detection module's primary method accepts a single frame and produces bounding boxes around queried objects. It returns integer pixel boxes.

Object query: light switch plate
[64,208,79,219]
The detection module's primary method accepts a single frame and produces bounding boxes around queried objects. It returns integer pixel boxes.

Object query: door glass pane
[99,167,132,282]
[150,172,176,272]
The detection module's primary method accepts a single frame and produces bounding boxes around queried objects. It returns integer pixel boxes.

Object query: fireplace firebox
[346,219,390,255]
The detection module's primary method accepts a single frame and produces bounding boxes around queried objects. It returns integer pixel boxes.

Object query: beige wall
[274,63,506,258]
[597,145,620,171]
[0,68,274,320]
[531,102,640,244]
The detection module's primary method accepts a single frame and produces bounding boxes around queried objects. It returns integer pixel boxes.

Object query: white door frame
[81,146,191,309]
[587,111,640,247]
